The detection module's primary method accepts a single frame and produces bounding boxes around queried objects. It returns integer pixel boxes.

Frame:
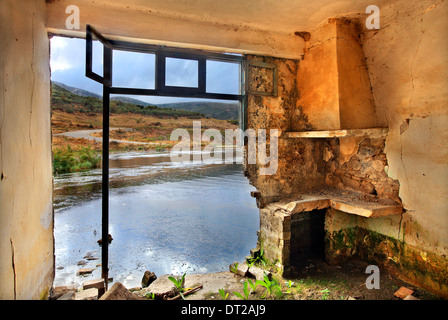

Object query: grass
[53,145,101,175]
[51,109,238,153]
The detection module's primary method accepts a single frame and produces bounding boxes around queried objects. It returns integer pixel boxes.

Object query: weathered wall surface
[296,18,378,131]
[45,0,306,59]
[0,0,54,299]
[324,137,401,203]
[244,55,326,201]
[325,0,448,297]
[251,0,447,298]
[360,0,448,256]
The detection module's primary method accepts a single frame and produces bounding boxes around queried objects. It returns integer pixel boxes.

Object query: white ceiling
[81,0,391,32]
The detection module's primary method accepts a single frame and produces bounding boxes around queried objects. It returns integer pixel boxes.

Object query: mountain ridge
[51,81,239,120]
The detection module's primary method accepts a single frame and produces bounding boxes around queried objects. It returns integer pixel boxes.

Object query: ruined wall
[324,137,401,203]
[251,1,447,297]
[325,0,448,297]
[0,0,54,299]
[244,55,326,201]
[361,0,448,255]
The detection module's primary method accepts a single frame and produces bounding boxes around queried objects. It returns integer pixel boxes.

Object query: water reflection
[54,150,259,288]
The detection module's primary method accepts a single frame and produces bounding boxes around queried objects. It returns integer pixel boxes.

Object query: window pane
[112,51,155,89]
[91,39,103,77]
[206,60,240,94]
[165,58,198,88]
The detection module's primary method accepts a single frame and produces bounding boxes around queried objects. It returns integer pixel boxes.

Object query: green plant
[320,288,330,300]
[233,280,250,300]
[256,274,282,299]
[285,280,295,294]
[248,249,267,266]
[230,262,239,274]
[247,279,258,294]
[145,292,155,300]
[53,145,101,175]
[168,273,186,300]
[218,289,229,300]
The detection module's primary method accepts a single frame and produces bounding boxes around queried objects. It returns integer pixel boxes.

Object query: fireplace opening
[289,209,327,273]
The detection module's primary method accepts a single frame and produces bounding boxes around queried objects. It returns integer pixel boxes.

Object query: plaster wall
[249,0,447,297]
[296,18,378,131]
[361,0,448,256]
[0,0,54,299]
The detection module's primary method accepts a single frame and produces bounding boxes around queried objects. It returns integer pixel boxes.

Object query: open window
[85,25,246,292]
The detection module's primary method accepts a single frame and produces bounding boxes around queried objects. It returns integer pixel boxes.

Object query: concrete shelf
[284,128,388,139]
[269,190,402,218]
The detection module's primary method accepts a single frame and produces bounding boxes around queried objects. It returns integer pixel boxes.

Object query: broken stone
[372,159,385,172]
[97,234,113,246]
[403,294,419,300]
[77,268,95,276]
[49,285,78,300]
[229,262,249,277]
[57,291,76,300]
[250,247,261,259]
[77,260,87,266]
[99,282,146,300]
[141,270,157,288]
[145,275,179,299]
[248,265,271,281]
[323,146,334,162]
[86,256,99,261]
[250,191,261,199]
[393,286,414,299]
[83,252,95,259]
[83,278,105,290]
[75,288,98,300]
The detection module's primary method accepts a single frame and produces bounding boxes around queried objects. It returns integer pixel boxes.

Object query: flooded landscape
[53,149,259,289]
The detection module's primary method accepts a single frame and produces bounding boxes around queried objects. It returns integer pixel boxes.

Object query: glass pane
[112,51,155,89]
[91,38,103,77]
[206,60,240,94]
[165,58,198,88]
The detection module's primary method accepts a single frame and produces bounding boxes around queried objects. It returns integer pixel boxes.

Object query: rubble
[99,282,146,300]
[394,286,415,299]
[141,270,157,288]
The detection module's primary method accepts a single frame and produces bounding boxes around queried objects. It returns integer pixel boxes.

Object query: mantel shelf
[267,191,402,218]
[284,128,388,139]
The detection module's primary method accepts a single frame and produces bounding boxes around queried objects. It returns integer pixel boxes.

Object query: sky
[50,36,241,105]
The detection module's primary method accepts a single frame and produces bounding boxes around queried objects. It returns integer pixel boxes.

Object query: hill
[51,82,205,119]
[157,101,239,120]
[52,81,102,99]
[52,81,240,120]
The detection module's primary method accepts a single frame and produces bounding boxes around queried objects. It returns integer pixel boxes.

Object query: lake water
[53,149,260,288]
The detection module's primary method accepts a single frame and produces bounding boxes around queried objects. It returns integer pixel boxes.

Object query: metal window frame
[84,25,246,293]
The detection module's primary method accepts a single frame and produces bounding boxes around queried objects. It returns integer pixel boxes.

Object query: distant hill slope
[157,102,239,120]
[51,82,205,119]
[51,81,239,120]
[52,81,102,99]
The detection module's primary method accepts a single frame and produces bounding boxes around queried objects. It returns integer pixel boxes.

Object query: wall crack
[10,238,16,300]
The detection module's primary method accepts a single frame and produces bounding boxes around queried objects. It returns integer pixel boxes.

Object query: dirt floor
[131,257,440,301]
